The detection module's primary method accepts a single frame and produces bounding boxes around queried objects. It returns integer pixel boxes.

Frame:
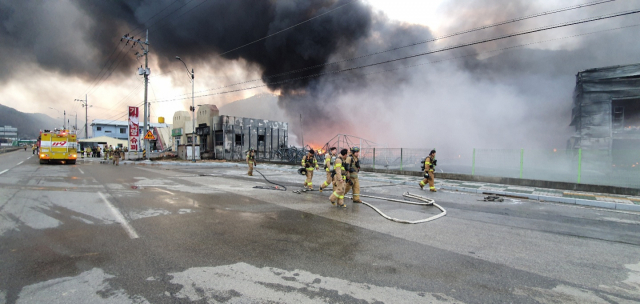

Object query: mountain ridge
[0,104,66,139]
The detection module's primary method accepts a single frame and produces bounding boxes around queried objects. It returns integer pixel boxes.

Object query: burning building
[570,63,640,154]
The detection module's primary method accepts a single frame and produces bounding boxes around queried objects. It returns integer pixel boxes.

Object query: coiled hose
[344,192,446,224]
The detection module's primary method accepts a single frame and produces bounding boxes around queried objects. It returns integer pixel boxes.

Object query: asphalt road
[1,150,639,303]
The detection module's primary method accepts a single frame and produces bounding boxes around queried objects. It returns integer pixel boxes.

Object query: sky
[0,0,639,150]
[1,0,447,124]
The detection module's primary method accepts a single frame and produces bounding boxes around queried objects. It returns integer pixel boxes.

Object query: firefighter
[301,149,319,190]
[319,147,337,192]
[419,149,437,192]
[329,149,348,208]
[113,147,120,166]
[344,146,362,203]
[32,144,36,155]
[246,149,256,176]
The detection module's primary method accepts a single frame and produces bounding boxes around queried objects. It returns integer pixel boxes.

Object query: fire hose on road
[345,192,447,224]
[249,167,445,223]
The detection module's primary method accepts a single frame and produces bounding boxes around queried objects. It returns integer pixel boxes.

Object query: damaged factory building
[172,104,288,160]
[570,63,640,161]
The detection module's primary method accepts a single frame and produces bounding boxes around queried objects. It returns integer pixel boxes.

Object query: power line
[77,1,182,98]
[86,42,132,96]
[138,0,203,35]
[165,0,617,98]
[86,0,355,105]
[154,0,356,94]
[151,9,640,103]
[107,81,145,112]
[130,0,199,36]
[311,23,640,87]
[100,102,144,125]
[129,0,180,35]
[218,0,357,57]
[79,42,123,97]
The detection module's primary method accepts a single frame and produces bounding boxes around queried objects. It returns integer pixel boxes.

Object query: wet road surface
[1,150,639,303]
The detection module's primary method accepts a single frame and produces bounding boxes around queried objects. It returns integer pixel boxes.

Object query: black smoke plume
[1,0,639,151]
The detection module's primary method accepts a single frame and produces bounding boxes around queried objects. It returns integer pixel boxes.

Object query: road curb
[119,160,640,212]
[441,185,640,211]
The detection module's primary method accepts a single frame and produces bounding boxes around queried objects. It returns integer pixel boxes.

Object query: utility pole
[75,94,90,138]
[64,110,66,130]
[191,68,194,162]
[300,114,304,149]
[122,30,150,159]
[176,56,195,162]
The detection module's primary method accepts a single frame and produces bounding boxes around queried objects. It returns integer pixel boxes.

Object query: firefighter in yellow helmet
[246,149,256,176]
[419,149,437,192]
[329,148,348,208]
[344,146,362,203]
[301,149,319,190]
[319,147,337,192]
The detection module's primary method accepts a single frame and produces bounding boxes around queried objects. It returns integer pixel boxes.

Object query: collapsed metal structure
[210,116,289,161]
[570,63,640,151]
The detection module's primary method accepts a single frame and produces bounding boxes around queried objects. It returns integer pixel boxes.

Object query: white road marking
[98,192,139,239]
[78,168,85,174]
[0,169,7,175]
[17,161,23,165]
[154,188,174,195]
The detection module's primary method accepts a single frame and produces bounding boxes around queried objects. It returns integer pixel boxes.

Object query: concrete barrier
[0,147,22,154]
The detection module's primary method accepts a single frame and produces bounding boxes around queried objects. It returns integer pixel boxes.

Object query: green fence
[358,148,640,189]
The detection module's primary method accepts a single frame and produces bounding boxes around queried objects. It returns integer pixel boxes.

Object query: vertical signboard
[128,106,139,151]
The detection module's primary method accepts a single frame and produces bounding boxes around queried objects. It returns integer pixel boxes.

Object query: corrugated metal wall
[211,115,288,160]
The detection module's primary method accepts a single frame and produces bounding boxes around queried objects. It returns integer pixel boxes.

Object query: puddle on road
[15,268,150,304]
[517,260,640,303]
[169,262,460,303]
[598,261,640,299]
[128,208,171,220]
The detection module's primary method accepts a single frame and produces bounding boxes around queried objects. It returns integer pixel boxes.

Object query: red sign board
[128,106,139,151]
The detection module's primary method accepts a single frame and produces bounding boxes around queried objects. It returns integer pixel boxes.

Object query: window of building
[97,127,102,131]
[120,128,126,134]
[105,130,112,133]
[612,98,640,131]
[258,134,265,142]
[214,131,223,146]
[235,134,244,146]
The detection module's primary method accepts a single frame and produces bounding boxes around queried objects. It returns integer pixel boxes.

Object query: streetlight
[75,95,91,139]
[49,107,64,129]
[175,56,195,162]
[72,111,78,131]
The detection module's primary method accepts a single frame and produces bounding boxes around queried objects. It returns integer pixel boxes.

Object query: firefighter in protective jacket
[344,146,362,203]
[246,149,256,176]
[419,149,437,192]
[301,149,319,190]
[319,147,337,192]
[329,149,348,208]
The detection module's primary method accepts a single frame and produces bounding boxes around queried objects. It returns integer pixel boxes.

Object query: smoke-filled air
[1,0,639,152]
